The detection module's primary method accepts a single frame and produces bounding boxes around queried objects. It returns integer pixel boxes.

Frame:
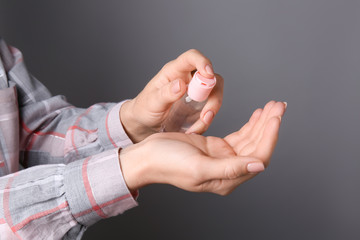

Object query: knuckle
[197,183,207,193]
[218,188,232,196]
[224,165,240,179]
[187,48,200,55]
[189,162,204,183]
[205,99,222,113]
[178,49,197,61]
[161,61,173,71]
[187,49,209,61]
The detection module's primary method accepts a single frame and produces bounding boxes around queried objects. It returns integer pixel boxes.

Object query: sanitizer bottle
[162,71,216,132]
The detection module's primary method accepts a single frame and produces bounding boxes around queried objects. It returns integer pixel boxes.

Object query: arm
[15,48,224,167]
[3,42,133,168]
[1,38,280,239]
[0,39,137,239]
[0,100,285,239]
[0,148,137,240]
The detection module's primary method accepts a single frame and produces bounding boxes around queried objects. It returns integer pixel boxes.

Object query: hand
[119,101,286,195]
[222,100,287,186]
[120,49,224,143]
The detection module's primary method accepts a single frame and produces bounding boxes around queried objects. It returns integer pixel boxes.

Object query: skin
[120,101,286,195]
[119,49,286,195]
[120,49,223,143]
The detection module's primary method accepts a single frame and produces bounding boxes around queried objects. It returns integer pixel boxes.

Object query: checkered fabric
[0,38,137,240]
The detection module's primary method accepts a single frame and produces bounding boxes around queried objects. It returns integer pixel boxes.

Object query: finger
[202,156,265,181]
[147,78,187,113]
[200,74,224,124]
[249,108,264,125]
[224,101,274,144]
[185,118,208,134]
[224,108,262,147]
[249,101,277,138]
[163,49,214,80]
[253,116,281,166]
[233,102,285,156]
[184,74,223,134]
[251,101,286,144]
[264,101,286,119]
[253,101,276,128]
[201,174,257,195]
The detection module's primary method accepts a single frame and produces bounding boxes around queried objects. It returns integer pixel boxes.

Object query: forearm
[0,38,134,168]
[0,148,137,239]
[20,100,134,167]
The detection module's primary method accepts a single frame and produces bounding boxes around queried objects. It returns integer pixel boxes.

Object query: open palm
[181,100,286,195]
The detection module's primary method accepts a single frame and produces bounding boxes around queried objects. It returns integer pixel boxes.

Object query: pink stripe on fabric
[73,193,131,218]
[98,193,132,208]
[70,130,77,154]
[82,157,107,218]
[26,134,64,158]
[20,121,32,134]
[21,121,65,138]
[3,172,19,236]
[70,106,95,154]
[105,112,118,148]
[35,131,65,138]
[15,57,23,64]
[68,125,97,134]
[72,208,93,219]
[11,202,69,232]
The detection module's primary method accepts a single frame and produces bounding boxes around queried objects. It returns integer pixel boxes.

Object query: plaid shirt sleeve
[0,38,138,239]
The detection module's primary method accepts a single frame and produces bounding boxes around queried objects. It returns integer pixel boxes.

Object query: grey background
[1,0,360,239]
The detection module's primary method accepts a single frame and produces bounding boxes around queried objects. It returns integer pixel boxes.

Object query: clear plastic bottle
[162,71,216,132]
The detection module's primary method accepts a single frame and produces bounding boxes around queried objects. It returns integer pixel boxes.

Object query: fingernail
[185,131,196,135]
[171,79,181,94]
[247,162,265,173]
[283,102,287,109]
[203,111,214,124]
[205,65,214,75]
[278,116,282,122]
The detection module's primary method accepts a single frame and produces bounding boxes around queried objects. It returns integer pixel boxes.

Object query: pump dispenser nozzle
[161,71,216,132]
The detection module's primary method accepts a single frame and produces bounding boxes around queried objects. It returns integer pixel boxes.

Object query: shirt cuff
[98,100,134,150]
[63,148,138,227]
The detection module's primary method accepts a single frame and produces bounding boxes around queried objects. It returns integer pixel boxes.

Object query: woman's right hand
[120,49,224,143]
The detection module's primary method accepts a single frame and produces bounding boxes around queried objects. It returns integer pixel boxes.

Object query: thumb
[151,78,186,112]
[205,156,265,180]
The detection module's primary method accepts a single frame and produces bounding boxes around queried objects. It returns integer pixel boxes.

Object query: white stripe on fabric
[8,71,36,102]
[0,175,63,194]
[0,112,17,122]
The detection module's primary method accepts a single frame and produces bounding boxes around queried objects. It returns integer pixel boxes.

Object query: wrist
[120,100,141,143]
[118,144,150,191]
[120,100,157,143]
